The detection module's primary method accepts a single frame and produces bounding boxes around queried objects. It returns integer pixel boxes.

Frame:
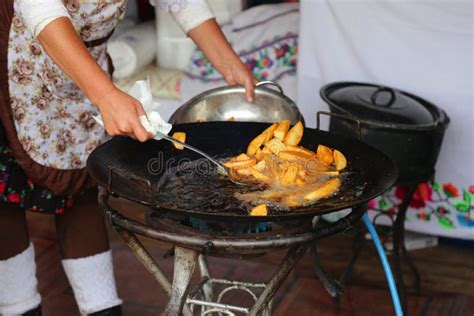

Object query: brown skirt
[0,123,84,214]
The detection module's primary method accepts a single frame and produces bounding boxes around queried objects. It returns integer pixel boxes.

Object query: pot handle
[316,111,362,141]
[371,87,396,107]
[255,81,285,95]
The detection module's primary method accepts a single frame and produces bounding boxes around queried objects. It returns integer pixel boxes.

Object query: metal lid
[170,81,304,125]
[320,82,445,129]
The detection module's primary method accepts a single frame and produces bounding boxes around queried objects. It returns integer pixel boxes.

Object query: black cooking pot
[320,82,450,184]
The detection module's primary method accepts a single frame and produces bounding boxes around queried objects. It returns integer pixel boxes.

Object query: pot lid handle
[370,87,396,107]
[256,80,285,95]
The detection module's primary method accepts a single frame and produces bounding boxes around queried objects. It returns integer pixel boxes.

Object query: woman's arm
[37,18,151,142]
[188,19,257,102]
[156,0,256,101]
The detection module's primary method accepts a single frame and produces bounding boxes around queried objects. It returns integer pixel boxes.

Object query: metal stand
[392,183,421,313]
[339,184,423,315]
[99,188,366,315]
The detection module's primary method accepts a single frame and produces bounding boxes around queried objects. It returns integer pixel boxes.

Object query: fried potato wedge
[224,158,257,169]
[298,167,306,178]
[234,153,250,161]
[333,149,347,171]
[171,132,186,150]
[316,171,340,177]
[279,150,314,162]
[236,168,253,176]
[250,168,273,183]
[252,160,266,171]
[250,204,268,216]
[283,121,304,146]
[261,146,272,155]
[280,165,299,186]
[263,122,279,142]
[304,178,341,201]
[274,120,290,141]
[285,145,316,157]
[296,176,306,187]
[226,119,348,209]
[227,117,235,122]
[265,156,282,179]
[265,138,286,155]
[246,132,267,156]
[228,168,242,181]
[281,194,301,207]
[316,145,334,164]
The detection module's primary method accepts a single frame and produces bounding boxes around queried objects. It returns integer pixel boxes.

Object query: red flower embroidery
[469,185,474,194]
[7,193,21,204]
[65,197,75,208]
[0,182,6,194]
[367,199,377,209]
[395,182,432,209]
[56,208,65,215]
[26,178,34,188]
[443,183,459,198]
[416,183,432,202]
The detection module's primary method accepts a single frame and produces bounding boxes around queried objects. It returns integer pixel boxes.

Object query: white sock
[0,243,41,315]
[62,250,122,315]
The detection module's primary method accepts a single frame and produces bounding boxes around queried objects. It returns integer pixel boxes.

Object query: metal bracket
[316,111,362,141]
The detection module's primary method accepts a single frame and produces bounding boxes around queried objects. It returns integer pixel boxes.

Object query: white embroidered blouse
[17,0,214,37]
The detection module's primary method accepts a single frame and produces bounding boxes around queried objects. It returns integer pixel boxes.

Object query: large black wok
[87,122,397,222]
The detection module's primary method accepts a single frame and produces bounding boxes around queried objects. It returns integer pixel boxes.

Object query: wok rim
[87,122,398,223]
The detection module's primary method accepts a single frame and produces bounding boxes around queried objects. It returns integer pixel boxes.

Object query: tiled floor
[27,198,474,315]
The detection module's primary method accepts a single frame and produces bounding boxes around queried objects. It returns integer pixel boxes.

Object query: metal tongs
[154,131,247,186]
[93,115,245,185]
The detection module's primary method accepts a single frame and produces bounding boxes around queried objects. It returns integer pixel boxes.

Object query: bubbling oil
[154,158,366,217]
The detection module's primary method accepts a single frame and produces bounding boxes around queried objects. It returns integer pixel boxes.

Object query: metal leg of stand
[198,255,213,302]
[249,244,308,316]
[393,184,417,314]
[116,228,172,295]
[402,244,422,295]
[339,221,365,286]
[116,229,194,316]
[165,247,199,316]
[311,241,342,298]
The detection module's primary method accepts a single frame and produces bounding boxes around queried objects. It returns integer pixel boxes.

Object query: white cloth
[297,0,474,239]
[94,80,172,139]
[0,243,41,315]
[152,0,215,33]
[62,250,122,315]
[17,0,71,37]
[18,0,214,37]
[107,21,157,79]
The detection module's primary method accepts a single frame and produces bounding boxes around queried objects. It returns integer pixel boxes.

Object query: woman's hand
[188,19,258,102]
[95,87,152,142]
[222,60,258,102]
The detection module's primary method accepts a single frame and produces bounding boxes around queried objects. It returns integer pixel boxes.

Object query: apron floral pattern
[7,0,127,170]
[0,0,126,213]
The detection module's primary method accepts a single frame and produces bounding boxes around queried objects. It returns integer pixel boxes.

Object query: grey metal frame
[99,188,366,315]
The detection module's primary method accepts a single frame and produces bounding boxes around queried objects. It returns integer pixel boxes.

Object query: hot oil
[155,159,261,215]
[155,157,367,216]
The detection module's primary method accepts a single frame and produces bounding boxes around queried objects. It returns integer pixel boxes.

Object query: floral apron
[0,0,127,212]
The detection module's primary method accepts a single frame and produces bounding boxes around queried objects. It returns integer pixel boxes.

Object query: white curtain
[297,0,474,239]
